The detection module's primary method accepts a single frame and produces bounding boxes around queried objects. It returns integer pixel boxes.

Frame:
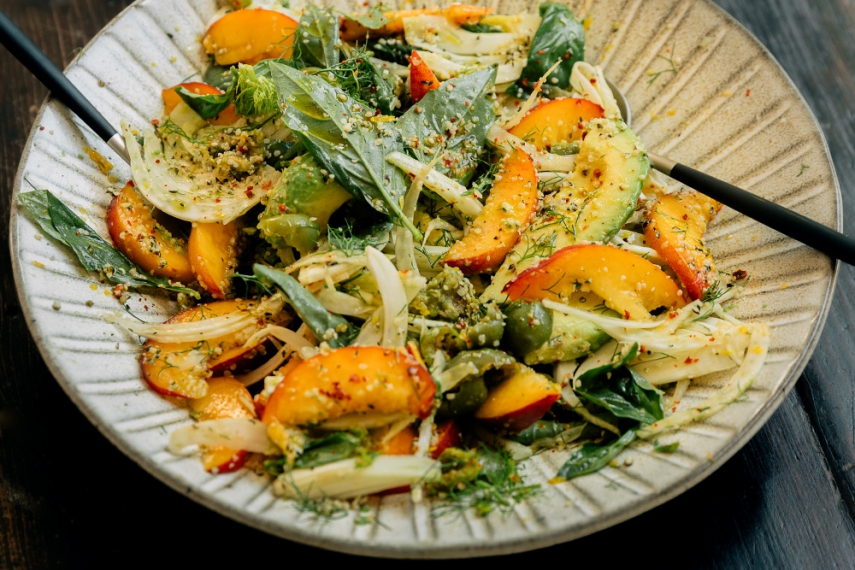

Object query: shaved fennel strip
[314,288,375,318]
[317,412,414,431]
[386,152,483,219]
[570,62,621,119]
[274,456,440,500]
[236,343,294,387]
[502,61,562,131]
[396,153,441,274]
[366,247,409,347]
[486,125,577,171]
[241,324,314,352]
[168,418,273,454]
[637,325,771,438]
[105,294,285,343]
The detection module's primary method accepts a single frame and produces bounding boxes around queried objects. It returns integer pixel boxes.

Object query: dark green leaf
[204,64,235,91]
[18,190,199,298]
[327,218,391,252]
[269,62,421,238]
[653,439,680,453]
[507,2,584,98]
[369,39,412,66]
[175,87,231,119]
[513,420,568,445]
[253,264,357,347]
[396,67,497,184]
[575,343,664,424]
[556,429,636,480]
[292,5,340,69]
[294,432,364,469]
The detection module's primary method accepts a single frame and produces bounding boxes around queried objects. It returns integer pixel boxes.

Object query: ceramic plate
[9,0,840,558]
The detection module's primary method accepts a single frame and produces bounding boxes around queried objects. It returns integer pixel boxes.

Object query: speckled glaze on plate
[8,0,840,558]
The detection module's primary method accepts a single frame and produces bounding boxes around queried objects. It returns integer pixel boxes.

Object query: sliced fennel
[274,455,440,500]
[386,151,483,220]
[415,50,527,84]
[366,246,411,347]
[570,62,622,120]
[169,418,273,454]
[122,121,280,224]
[404,15,523,56]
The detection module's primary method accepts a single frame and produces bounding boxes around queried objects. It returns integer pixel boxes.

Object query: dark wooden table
[3,0,855,567]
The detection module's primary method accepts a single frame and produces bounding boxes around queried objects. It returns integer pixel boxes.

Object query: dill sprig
[647,45,679,86]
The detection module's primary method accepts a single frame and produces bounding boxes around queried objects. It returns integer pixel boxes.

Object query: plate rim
[6,0,842,558]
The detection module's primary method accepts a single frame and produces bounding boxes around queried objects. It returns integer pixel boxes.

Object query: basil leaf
[460,23,504,34]
[292,5,340,69]
[253,264,357,347]
[269,62,421,238]
[175,87,231,119]
[513,420,568,445]
[556,429,636,480]
[294,432,364,469]
[396,67,497,184]
[575,343,664,424]
[204,64,235,91]
[507,2,584,98]
[18,190,198,298]
[653,439,680,453]
[369,39,411,66]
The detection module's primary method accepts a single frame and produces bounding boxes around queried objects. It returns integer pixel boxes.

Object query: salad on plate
[19,0,770,517]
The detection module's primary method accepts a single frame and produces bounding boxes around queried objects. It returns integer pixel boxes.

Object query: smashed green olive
[446,348,516,377]
[464,317,505,349]
[439,376,489,418]
[502,299,553,360]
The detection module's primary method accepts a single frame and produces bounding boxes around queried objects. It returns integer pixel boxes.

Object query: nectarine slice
[503,244,686,320]
[189,377,256,473]
[141,299,287,399]
[188,221,240,299]
[508,98,605,152]
[107,182,194,284]
[261,346,436,427]
[474,367,560,432]
[643,191,722,300]
[203,8,298,66]
[161,82,239,126]
[430,419,463,458]
[443,147,537,274]
[409,51,441,104]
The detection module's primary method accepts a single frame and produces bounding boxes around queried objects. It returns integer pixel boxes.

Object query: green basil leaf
[292,5,340,69]
[18,190,199,298]
[513,420,568,445]
[294,432,364,469]
[507,2,584,98]
[556,429,636,480]
[175,87,231,119]
[253,263,357,347]
[460,23,504,34]
[396,66,497,184]
[268,61,421,238]
[653,439,680,453]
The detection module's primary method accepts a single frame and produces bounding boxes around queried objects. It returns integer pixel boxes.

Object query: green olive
[446,349,516,376]
[438,376,489,418]
[502,299,553,360]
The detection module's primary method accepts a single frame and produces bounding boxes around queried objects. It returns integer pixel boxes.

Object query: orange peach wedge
[503,244,686,320]
[107,182,193,284]
[408,51,441,104]
[189,377,256,473]
[474,367,560,432]
[188,221,240,299]
[140,299,286,398]
[261,346,436,427]
[643,190,722,300]
[508,98,604,152]
[443,147,538,274]
[203,8,298,65]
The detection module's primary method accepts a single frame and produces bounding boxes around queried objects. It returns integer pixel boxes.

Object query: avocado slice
[482,118,649,363]
[258,154,351,255]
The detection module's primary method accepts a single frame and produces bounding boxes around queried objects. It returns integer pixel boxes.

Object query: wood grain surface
[2,0,855,567]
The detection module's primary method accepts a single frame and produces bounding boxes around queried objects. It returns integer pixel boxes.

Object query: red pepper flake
[745,89,751,96]
[245,189,254,198]
[277,204,286,213]
[39,126,45,131]
[624,310,631,319]
[128,180,135,187]
[537,49,546,55]
[732,269,748,280]
[151,118,160,126]
[684,356,698,364]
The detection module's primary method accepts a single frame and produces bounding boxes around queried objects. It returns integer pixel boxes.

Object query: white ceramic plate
[9,0,840,558]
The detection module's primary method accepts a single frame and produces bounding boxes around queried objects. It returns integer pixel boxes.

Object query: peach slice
[203,8,298,66]
[339,5,494,41]
[261,346,436,427]
[474,367,560,432]
[643,191,722,300]
[376,425,418,455]
[508,98,604,152]
[161,82,239,126]
[409,51,441,104]
[188,221,240,299]
[503,244,686,320]
[442,147,538,274]
[190,377,256,473]
[107,182,193,284]
[140,299,287,399]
